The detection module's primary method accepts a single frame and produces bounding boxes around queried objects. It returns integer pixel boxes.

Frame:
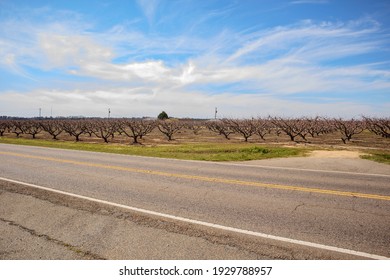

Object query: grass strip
[360,152,390,164]
[0,137,307,161]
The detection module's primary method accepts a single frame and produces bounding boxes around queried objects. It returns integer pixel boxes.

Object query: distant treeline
[0,116,209,121]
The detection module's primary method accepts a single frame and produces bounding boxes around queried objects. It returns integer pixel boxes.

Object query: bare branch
[120,119,156,144]
[157,120,184,141]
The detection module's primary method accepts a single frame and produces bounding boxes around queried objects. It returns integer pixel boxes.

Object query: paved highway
[0,143,389,259]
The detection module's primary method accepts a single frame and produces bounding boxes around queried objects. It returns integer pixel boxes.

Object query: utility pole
[108,108,111,119]
[214,107,218,119]
[39,108,41,118]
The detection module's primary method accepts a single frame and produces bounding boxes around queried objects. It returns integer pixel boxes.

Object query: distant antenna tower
[214,107,218,119]
[108,108,111,119]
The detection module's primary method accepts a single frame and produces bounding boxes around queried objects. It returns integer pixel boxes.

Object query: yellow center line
[2,151,390,201]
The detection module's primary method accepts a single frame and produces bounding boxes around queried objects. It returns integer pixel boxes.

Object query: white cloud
[38,33,114,69]
[122,60,169,80]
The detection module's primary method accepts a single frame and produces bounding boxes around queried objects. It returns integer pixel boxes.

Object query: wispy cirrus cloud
[136,0,161,25]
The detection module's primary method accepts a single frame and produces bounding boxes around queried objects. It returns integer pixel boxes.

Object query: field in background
[0,118,389,163]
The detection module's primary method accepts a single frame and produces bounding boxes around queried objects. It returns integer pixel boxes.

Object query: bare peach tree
[254,118,272,141]
[62,119,87,142]
[270,117,307,142]
[184,120,204,135]
[304,116,333,138]
[206,120,235,140]
[157,120,184,141]
[9,120,26,138]
[90,119,117,143]
[363,116,389,138]
[84,120,96,137]
[23,120,43,139]
[331,118,365,144]
[224,118,257,142]
[119,119,156,144]
[40,120,64,140]
[0,120,10,136]
[296,118,313,141]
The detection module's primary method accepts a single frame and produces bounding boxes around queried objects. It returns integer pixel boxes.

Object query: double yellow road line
[1,151,390,201]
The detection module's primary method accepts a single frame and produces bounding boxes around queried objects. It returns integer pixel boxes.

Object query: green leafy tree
[158,111,169,120]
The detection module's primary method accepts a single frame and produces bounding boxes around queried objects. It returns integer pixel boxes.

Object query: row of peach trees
[0,117,388,144]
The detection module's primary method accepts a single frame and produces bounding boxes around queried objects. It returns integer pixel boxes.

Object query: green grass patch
[0,137,307,161]
[361,152,390,164]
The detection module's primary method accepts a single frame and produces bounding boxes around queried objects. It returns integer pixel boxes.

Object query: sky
[0,0,389,118]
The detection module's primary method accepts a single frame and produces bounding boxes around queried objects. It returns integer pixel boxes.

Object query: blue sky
[0,0,389,118]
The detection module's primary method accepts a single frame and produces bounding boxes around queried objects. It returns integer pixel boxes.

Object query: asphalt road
[0,143,389,259]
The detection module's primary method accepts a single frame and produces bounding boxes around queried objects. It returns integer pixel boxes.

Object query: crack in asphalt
[293,203,305,212]
[0,217,105,260]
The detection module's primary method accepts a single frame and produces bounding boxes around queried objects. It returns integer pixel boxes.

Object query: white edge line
[1,143,389,178]
[1,176,388,260]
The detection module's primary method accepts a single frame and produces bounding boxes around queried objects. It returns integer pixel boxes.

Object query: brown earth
[308,150,365,158]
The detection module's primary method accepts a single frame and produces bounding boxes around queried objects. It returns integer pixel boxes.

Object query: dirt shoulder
[234,150,390,175]
[309,150,364,158]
